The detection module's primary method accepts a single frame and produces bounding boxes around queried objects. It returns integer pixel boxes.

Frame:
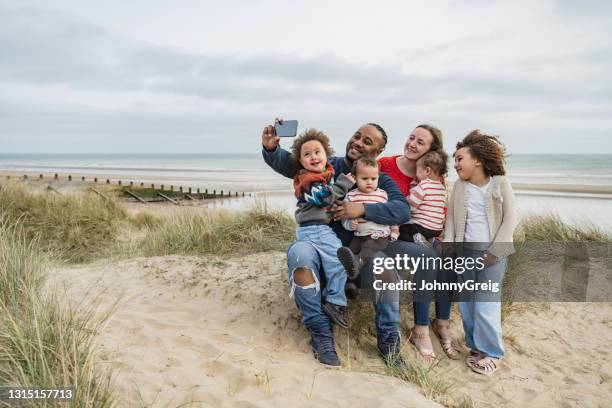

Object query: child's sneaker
[309,322,341,367]
[413,233,433,247]
[337,246,361,279]
[322,302,349,329]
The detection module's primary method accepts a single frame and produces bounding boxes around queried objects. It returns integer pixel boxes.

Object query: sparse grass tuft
[385,353,475,408]
[254,370,272,395]
[385,354,455,401]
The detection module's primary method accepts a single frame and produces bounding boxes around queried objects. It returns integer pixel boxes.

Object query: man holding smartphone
[261,119,410,368]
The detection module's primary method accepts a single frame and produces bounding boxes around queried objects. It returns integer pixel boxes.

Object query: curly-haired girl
[441,129,517,375]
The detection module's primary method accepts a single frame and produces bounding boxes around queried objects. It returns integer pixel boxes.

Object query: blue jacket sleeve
[261,146,299,179]
[363,173,410,225]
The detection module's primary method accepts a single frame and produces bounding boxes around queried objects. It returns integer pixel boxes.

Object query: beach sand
[50,254,441,408]
[50,251,612,407]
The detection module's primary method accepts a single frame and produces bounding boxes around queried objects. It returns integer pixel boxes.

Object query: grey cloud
[3,3,611,113]
[1,2,611,154]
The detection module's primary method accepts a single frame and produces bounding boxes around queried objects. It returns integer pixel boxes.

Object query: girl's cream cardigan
[442,175,517,259]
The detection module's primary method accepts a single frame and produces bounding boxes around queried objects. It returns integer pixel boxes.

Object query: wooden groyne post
[125,189,147,204]
[157,191,179,205]
[89,187,110,201]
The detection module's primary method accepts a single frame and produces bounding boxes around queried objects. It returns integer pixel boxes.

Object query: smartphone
[274,120,298,137]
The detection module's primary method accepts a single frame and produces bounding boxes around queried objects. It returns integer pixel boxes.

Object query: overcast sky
[1,0,611,154]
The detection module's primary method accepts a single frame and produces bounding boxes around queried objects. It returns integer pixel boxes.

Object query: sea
[1,153,611,231]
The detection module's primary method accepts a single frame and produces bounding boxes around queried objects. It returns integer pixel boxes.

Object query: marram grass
[138,204,295,257]
[0,218,116,407]
[0,183,128,263]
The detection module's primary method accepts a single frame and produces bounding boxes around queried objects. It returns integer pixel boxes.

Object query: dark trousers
[398,223,442,242]
[349,235,391,261]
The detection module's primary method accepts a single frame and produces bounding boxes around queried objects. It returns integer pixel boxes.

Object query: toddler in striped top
[337,158,399,280]
[398,150,448,246]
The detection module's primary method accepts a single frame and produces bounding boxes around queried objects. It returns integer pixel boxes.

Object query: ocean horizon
[2,153,612,187]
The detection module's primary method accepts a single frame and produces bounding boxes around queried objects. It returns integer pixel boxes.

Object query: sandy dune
[51,253,440,407]
[51,252,612,407]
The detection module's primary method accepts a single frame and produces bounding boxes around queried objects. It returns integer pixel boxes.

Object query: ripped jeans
[287,226,399,341]
[287,225,346,306]
[287,225,347,329]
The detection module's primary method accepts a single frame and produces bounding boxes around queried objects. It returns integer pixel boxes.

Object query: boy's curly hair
[419,150,449,177]
[456,130,507,176]
[290,128,334,169]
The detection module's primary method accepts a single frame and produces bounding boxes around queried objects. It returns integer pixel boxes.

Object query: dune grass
[385,355,455,400]
[138,203,295,257]
[0,183,295,263]
[0,183,128,263]
[0,218,115,407]
[502,214,611,320]
[515,213,612,243]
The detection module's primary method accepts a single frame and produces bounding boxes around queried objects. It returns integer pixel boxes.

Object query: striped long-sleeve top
[342,188,399,238]
[407,178,447,231]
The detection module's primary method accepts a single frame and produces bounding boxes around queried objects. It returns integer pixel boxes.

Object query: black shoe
[337,246,361,280]
[322,302,349,329]
[309,323,341,367]
[378,333,406,369]
[345,282,359,300]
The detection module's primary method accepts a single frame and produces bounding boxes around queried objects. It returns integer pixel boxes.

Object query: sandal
[431,319,460,360]
[470,356,500,376]
[408,327,436,364]
[465,350,484,367]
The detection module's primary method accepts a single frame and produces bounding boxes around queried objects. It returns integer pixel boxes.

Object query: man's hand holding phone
[261,118,281,152]
[262,118,298,152]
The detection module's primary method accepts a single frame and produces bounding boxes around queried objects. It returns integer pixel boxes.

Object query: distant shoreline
[2,170,612,197]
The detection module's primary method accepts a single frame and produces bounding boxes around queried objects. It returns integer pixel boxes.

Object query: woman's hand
[331,200,365,220]
[261,118,283,152]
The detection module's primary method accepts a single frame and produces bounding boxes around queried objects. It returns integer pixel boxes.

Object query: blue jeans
[287,225,401,339]
[458,249,507,359]
[373,241,451,327]
[287,225,347,329]
[361,250,401,344]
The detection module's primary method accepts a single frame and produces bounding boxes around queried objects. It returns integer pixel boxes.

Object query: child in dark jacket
[290,129,355,329]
